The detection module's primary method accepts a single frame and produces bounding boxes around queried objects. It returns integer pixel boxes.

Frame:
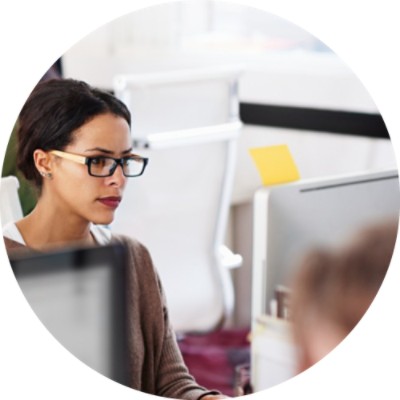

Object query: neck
[16,198,95,251]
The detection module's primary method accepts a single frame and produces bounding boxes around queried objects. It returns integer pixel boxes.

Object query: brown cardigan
[4,234,220,399]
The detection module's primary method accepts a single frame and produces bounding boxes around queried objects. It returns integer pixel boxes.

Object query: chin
[91,212,115,226]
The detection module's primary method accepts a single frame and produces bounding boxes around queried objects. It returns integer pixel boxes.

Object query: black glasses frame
[49,150,149,178]
[86,155,149,177]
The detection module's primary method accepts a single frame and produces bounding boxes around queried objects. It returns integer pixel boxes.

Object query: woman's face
[49,113,132,226]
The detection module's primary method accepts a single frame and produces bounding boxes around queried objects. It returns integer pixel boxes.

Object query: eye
[90,157,107,166]
[122,157,131,166]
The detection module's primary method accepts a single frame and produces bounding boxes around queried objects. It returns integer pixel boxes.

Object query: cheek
[55,169,100,201]
[75,179,104,203]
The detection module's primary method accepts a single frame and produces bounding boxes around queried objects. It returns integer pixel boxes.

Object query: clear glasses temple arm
[50,150,87,165]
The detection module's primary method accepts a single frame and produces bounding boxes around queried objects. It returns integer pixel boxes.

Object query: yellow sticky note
[249,144,300,186]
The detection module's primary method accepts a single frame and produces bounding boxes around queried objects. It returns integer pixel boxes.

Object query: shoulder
[3,236,31,259]
[110,233,160,280]
[91,226,150,259]
[3,236,25,250]
[3,221,26,253]
[111,234,155,271]
[110,232,149,254]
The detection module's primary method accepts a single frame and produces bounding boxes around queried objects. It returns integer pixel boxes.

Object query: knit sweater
[4,234,220,399]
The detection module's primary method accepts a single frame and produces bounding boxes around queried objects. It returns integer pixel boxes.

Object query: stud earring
[41,171,53,179]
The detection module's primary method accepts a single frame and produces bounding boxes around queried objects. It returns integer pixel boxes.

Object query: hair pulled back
[16,78,131,188]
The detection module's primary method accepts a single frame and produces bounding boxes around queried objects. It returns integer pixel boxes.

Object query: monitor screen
[252,169,400,320]
[9,243,130,386]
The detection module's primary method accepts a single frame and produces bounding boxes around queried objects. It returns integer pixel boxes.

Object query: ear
[33,149,53,176]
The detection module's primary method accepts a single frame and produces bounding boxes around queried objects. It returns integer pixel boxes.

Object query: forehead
[68,113,131,151]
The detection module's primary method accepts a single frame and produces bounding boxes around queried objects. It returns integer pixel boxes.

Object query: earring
[41,171,53,179]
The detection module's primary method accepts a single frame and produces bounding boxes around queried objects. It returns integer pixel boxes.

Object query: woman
[3,78,226,400]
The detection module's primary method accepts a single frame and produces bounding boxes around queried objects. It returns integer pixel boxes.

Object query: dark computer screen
[9,243,130,386]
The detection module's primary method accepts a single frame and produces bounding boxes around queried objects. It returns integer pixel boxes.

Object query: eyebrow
[84,147,133,155]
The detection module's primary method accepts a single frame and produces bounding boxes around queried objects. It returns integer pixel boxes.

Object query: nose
[106,163,127,188]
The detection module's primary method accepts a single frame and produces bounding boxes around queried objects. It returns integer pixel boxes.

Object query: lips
[98,196,122,209]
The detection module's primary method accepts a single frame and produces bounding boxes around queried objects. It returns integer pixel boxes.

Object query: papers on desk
[251,314,297,392]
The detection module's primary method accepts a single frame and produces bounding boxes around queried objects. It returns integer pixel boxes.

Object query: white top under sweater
[2,222,112,246]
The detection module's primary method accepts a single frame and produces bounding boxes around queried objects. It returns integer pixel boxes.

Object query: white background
[0,0,399,399]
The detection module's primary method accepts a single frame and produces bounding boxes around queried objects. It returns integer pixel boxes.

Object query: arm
[154,272,224,400]
[117,234,227,399]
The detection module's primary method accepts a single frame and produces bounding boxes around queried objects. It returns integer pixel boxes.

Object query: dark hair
[16,78,131,188]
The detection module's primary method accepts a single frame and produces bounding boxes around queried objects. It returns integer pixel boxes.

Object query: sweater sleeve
[113,234,221,399]
[154,272,221,400]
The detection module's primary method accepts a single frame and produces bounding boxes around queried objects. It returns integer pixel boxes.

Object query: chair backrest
[0,176,23,227]
[113,65,241,140]
[111,67,242,332]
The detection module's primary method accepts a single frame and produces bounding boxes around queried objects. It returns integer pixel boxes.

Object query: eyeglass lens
[89,157,145,177]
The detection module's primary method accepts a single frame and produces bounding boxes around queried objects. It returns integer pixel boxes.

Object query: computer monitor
[252,168,400,321]
[9,243,130,386]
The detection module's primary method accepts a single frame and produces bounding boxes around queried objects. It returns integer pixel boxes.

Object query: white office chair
[0,175,23,227]
[111,67,243,333]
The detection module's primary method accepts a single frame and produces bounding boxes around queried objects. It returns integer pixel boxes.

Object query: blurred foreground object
[290,219,398,373]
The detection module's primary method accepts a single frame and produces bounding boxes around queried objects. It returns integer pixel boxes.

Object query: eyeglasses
[49,150,148,177]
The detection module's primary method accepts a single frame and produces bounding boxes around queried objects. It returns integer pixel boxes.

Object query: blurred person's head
[289,219,398,373]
